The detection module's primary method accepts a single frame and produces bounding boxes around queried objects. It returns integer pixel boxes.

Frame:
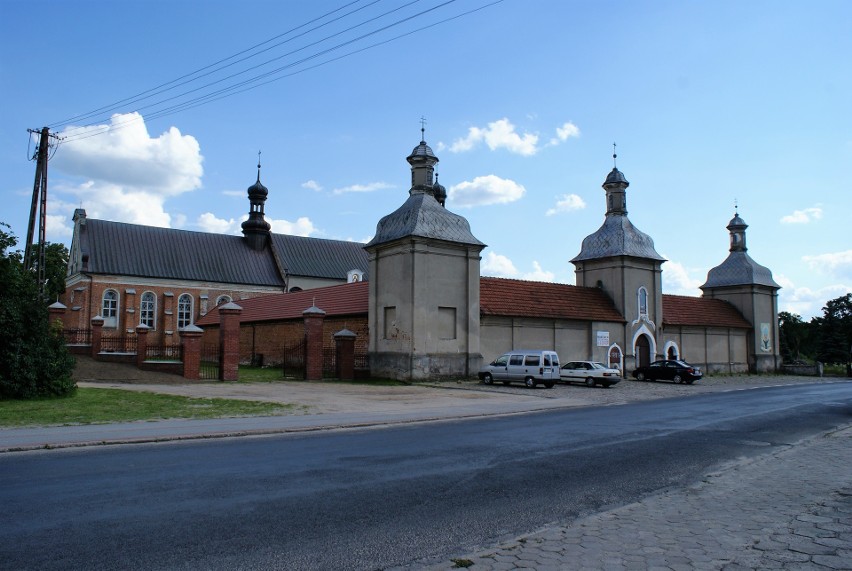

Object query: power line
[54,0,504,145]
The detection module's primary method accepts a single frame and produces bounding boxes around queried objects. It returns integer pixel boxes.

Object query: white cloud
[522,261,555,282]
[661,258,704,296]
[780,206,823,224]
[302,180,323,192]
[269,217,315,236]
[549,122,581,146]
[197,213,239,234]
[332,182,393,195]
[481,252,519,277]
[546,193,586,216]
[775,273,851,320]
[449,118,539,156]
[803,250,852,278]
[448,175,526,208]
[49,112,203,229]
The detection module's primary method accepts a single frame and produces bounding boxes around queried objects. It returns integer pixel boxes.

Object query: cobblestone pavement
[409,426,852,571]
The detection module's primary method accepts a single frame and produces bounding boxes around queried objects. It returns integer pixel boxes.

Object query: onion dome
[432,173,447,207]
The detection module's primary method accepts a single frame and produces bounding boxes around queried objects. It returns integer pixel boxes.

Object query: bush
[0,223,75,399]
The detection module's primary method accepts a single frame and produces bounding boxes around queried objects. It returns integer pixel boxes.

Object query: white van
[478,350,560,388]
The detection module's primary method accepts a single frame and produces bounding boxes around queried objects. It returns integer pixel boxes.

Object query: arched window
[102,289,118,328]
[140,291,156,329]
[216,295,232,307]
[177,294,193,328]
[638,287,648,319]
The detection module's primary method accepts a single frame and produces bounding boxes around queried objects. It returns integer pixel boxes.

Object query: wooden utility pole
[24,127,54,298]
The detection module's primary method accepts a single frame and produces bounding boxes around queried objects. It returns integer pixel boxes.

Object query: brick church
[60,132,781,380]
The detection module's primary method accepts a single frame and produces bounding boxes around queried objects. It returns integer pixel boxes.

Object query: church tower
[365,127,485,380]
[241,158,271,251]
[701,210,781,372]
[572,152,666,371]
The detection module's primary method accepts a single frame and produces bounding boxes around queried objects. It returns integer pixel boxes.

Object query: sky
[1,0,850,320]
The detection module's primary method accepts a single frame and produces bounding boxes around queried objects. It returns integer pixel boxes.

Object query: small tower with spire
[407,119,438,194]
[241,152,271,251]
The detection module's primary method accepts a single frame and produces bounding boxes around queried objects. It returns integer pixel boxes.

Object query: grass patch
[0,387,301,428]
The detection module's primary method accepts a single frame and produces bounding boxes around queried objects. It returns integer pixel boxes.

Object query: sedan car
[632,360,702,384]
[560,361,622,387]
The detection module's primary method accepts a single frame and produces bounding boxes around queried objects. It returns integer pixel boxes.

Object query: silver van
[478,350,560,388]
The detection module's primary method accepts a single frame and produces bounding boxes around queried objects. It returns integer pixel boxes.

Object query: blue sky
[2,0,850,320]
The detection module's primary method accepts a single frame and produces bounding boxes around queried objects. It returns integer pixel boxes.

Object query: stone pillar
[91,315,104,359]
[303,306,326,381]
[218,302,243,382]
[135,324,150,369]
[334,328,357,381]
[180,325,204,381]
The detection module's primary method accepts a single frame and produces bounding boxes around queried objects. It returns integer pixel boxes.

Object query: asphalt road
[2,382,851,570]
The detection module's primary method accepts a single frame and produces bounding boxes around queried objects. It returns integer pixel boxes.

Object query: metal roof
[79,219,284,286]
[269,234,369,280]
[366,191,485,248]
[700,251,780,289]
[572,215,665,263]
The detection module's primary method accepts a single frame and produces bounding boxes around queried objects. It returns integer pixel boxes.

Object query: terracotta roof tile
[662,295,751,328]
[480,277,625,322]
[197,281,368,326]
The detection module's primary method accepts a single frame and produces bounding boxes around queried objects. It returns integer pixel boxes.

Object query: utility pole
[24,127,58,298]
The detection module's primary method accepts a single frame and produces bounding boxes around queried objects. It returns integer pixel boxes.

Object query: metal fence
[100,334,137,353]
[146,343,183,361]
[200,343,219,380]
[63,328,92,345]
[282,337,306,379]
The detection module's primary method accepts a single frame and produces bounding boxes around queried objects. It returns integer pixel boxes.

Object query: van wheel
[585,377,596,387]
[544,381,555,389]
[524,377,536,388]
[482,373,493,385]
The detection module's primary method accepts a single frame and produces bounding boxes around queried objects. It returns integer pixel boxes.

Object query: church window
[177,294,193,328]
[216,295,232,307]
[102,290,118,328]
[140,292,156,328]
[638,287,648,319]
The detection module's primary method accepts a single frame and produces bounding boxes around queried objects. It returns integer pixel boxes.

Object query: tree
[814,293,852,375]
[778,311,815,362]
[0,222,75,399]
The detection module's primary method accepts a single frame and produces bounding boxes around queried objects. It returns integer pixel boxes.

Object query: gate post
[303,305,326,381]
[90,315,104,359]
[48,301,67,329]
[334,328,356,381]
[218,302,243,382]
[136,324,150,368]
[180,325,203,380]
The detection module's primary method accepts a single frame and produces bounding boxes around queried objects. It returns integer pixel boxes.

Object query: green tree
[779,311,814,362]
[0,222,75,399]
[814,293,852,375]
[32,241,69,302]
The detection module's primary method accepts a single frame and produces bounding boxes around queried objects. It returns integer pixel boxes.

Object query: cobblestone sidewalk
[413,426,852,571]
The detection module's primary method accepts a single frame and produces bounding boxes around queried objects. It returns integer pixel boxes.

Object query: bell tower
[241,153,271,251]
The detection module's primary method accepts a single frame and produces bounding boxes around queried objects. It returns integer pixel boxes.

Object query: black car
[632,360,702,384]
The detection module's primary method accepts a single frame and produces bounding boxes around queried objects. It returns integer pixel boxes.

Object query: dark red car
[632,360,702,384]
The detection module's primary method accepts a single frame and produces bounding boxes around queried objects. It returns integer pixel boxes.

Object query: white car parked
[559,361,622,388]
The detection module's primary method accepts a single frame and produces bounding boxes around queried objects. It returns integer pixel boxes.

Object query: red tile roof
[662,294,751,328]
[196,281,369,326]
[480,277,625,322]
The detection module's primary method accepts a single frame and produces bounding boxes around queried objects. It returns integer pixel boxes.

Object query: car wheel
[524,376,536,388]
[585,377,596,387]
[636,372,646,381]
[544,381,555,389]
[673,374,682,384]
[482,373,493,385]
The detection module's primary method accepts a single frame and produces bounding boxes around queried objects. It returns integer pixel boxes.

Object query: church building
[61,131,781,379]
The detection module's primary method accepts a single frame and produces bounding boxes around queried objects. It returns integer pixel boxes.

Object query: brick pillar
[180,325,203,381]
[135,324,150,368]
[218,302,242,382]
[48,301,67,331]
[334,328,356,381]
[91,316,104,359]
[303,305,326,381]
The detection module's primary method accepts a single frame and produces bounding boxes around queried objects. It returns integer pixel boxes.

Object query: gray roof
[366,192,485,248]
[76,218,369,285]
[78,219,284,286]
[572,215,665,262]
[269,234,369,280]
[701,251,780,289]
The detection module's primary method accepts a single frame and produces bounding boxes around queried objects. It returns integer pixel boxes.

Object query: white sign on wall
[596,331,610,347]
